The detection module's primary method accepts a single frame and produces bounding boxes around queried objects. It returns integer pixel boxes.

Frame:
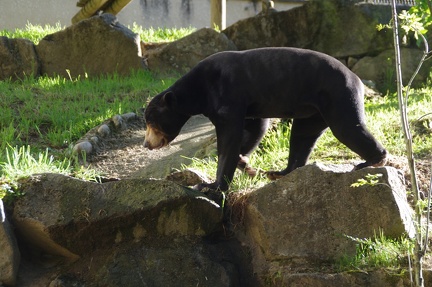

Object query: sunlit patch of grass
[0,70,176,152]
[0,22,64,44]
[337,230,413,272]
[129,23,195,42]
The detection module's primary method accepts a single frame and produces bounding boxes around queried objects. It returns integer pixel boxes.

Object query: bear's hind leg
[238,118,270,177]
[321,94,388,170]
[266,114,328,180]
[329,121,387,170]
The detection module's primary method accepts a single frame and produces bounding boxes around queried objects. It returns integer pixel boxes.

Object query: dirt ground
[86,114,216,180]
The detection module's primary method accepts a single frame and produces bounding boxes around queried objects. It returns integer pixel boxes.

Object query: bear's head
[144,91,189,150]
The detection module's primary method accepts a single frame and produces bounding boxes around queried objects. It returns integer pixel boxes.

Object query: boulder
[11,173,257,287]
[235,164,414,281]
[35,13,145,79]
[222,1,394,58]
[144,28,237,74]
[222,3,320,51]
[0,219,20,286]
[352,48,432,92]
[0,37,40,81]
[12,174,223,261]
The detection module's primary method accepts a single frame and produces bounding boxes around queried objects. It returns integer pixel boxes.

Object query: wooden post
[104,0,132,15]
[72,0,109,24]
[210,0,226,30]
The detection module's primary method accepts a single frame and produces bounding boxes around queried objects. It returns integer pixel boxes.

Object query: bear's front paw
[193,182,224,192]
[193,183,226,203]
[265,170,287,181]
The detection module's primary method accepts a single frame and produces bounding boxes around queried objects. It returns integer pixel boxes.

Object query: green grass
[337,230,413,272]
[129,23,195,43]
[0,23,64,44]
[0,71,175,150]
[0,22,195,44]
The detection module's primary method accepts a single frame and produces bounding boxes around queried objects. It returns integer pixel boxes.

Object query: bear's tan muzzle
[144,125,169,150]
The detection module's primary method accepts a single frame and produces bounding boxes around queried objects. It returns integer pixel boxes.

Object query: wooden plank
[72,0,109,24]
[104,0,132,15]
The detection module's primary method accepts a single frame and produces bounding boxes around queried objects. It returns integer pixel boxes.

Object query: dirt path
[88,115,216,180]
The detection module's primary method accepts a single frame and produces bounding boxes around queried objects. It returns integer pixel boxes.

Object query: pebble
[121,112,137,122]
[97,124,111,138]
[112,115,126,130]
[72,141,93,156]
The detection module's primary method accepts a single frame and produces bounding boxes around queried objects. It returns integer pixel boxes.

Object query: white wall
[0,0,302,30]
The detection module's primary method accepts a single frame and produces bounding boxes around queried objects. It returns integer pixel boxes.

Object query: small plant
[338,230,413,272]
[0,145,70,200]
[129,23,195,43]
[350,173,384,188]
[1,145,71,181]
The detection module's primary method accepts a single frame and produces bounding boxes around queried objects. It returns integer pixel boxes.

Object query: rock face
[5,163,423,286]
[11,173,257,286]
[0,219,20,286]
[144,28,237,74]
[352,48,432,92]
[35,14,145,78]
[12,174,222,259]
[234,164,414,284]
[0,37,39,80]
[222,1,394,58]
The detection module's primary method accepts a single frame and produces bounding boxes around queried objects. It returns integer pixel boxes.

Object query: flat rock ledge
[12,174,223,260]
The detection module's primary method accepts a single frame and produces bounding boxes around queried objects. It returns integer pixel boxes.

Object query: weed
[129,23,195,42]
[337,230,413,272]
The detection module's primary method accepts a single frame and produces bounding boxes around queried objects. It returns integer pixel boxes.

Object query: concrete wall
[0,0,302,30]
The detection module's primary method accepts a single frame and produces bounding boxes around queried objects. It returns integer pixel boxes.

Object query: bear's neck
[172,81,207,116]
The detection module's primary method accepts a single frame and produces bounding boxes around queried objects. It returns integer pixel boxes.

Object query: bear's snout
[144,125,168,150]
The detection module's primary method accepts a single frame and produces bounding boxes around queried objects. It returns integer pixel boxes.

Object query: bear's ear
[162,91,176,108]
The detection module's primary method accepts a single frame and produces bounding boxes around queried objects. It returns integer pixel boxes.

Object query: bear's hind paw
[265,171,286,181]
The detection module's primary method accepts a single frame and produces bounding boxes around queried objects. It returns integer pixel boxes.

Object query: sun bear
[144,47,387,191]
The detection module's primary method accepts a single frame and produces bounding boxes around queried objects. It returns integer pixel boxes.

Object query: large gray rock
[144,28,237,74]
[236,164,414,281]
[35,14,145,78]
[12,174,222,261]
[222,1,394,58]
[0,219,20,286]
[352,48,432,92]
[0,36,40,81]
[11,174,256,287]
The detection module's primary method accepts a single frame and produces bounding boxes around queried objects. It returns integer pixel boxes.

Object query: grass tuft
[337,230,413,272]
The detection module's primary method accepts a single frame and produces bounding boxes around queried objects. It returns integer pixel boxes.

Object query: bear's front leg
[195,119,244,192]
